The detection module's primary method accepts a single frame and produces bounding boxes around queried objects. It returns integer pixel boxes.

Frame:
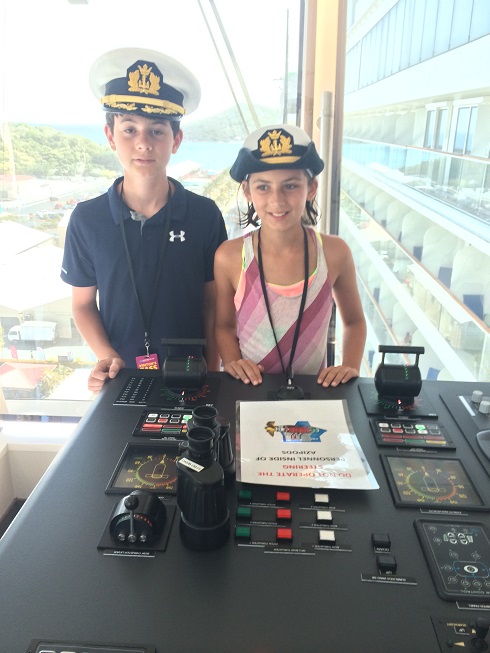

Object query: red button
[276,509,292,521]
[277,528,293,541]
[276,491,291,502]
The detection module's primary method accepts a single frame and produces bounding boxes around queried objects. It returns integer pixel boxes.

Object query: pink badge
[135,353,160,370]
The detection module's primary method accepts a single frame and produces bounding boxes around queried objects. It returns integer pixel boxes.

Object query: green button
[237,506,252,519]
[235,525,251,539]
[238,489,253,501]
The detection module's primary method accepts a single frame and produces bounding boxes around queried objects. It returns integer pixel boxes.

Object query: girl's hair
[238,175,320,228]
[105,112,181,136]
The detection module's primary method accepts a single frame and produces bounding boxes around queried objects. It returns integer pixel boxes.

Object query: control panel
[2,373,489,653]
[415,519,490,602]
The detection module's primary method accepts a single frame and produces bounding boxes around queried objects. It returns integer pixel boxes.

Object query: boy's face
[104,114,183,179]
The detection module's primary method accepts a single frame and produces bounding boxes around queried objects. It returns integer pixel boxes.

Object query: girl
[214,124,366,387]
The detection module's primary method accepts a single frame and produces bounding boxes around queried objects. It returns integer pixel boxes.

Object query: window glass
[0,0,302,416]
[466,107,478,155]
[424,110,436,148]
[433,0,454,55]
[470,0,490,40]
[434,108,447,151]
[384,8,396,77]
[453,107,470,154]
[449,0,472,48]
[391,1,404,73]
[399,0,414,70]
[342,0,490,383]
[420,0,438,61]
[409,0,426,66]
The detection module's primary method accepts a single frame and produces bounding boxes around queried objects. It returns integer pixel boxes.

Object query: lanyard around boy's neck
[256,225,309,386]
[118,181,172,356]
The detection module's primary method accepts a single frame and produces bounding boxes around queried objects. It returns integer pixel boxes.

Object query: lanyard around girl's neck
[118,181,172,356]
[257,225,309,383]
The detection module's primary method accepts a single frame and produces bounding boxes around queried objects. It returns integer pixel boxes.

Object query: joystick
[472,617,489,651]
[161,338,207,390]
[109,490,167,546]
[477,430,490,461]
[374,345,424,403]
[124,494,140,543]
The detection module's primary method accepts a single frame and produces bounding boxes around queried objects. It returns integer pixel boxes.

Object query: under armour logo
[169,230,186,242]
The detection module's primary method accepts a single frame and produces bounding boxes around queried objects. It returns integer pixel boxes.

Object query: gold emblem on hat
[259,129,293,159]
[128,63,161,96]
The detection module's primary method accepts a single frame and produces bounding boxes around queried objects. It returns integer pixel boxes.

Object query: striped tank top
[234,227,333,375]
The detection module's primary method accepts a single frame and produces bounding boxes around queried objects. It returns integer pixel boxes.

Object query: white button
[319,529,336,544]
[472,390,483,404]
[314,492,329,504]
[317,510,333,523]
[479,400,490,415]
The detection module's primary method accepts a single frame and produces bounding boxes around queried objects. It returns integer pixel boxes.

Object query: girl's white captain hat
[230,124,324,182]
[89,47,201,120]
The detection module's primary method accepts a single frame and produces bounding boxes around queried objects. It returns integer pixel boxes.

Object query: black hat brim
[230,141,324,182]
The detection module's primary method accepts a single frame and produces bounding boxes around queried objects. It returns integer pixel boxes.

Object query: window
[342,0,490,382]
[434,108,447,151]
[424,110,436,148]
[0,0,303,417]
[450,0,472,49]
[453,106,477,155]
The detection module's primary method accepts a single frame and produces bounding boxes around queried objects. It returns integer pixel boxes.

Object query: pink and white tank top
[234,227,333,375]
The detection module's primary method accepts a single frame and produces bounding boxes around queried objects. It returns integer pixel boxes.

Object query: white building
[340,0,490,381]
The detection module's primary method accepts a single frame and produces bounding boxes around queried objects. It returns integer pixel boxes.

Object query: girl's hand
[223,360,264,385]
[317,365,359,388]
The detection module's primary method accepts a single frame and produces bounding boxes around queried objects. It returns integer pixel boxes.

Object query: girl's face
[242,168,318,230]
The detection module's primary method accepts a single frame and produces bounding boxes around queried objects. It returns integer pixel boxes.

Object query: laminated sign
[237,400,378,490]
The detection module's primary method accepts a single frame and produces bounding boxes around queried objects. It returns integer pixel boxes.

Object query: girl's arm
[318,236,367,387]
[214,240,263,385]
[202,280,220,372]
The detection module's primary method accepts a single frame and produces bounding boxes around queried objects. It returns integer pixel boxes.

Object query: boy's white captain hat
[230,124,324,181]
[89,47,201,120]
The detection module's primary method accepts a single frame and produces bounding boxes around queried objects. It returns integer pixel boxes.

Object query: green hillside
[0,123,120,178]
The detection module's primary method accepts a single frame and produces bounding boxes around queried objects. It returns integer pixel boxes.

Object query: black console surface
[1,373,490,653]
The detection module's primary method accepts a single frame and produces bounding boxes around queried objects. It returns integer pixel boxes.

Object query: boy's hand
[223,360,264,386]
[317,365,359,388]
[88,356,125,394]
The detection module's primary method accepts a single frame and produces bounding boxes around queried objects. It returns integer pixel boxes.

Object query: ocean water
[48,123,241,172]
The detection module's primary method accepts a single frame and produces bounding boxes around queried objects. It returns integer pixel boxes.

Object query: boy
[61,48,227,393]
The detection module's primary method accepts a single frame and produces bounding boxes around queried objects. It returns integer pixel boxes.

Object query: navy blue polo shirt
[61,177,227,367]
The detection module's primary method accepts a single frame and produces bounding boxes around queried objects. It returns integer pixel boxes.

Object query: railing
[343,138,490,230]
[340,193,489,381]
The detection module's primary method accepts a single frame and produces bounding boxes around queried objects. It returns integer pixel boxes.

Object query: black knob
[124,494,139,511]
[475,618,490,641]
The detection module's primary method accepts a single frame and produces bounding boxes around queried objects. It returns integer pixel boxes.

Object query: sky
[0,0,301,126]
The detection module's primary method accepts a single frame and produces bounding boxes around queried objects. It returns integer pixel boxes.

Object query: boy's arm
[214,242,263,385]
[71,286,125,393]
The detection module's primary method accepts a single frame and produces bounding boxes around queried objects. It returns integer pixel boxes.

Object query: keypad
[370,418,454,448]
[133,409,192,439]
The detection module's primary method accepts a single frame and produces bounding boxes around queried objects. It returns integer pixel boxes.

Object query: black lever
[472,617,490,651]
[124,494,139,543]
